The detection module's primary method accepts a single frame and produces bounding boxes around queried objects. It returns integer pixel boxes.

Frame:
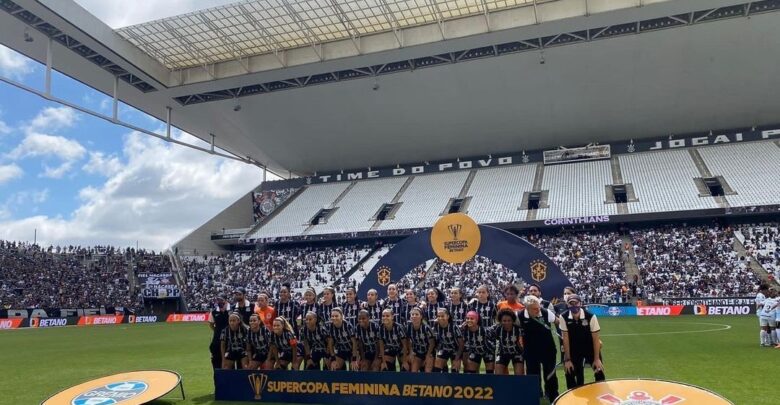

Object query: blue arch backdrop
[361,225,573,296]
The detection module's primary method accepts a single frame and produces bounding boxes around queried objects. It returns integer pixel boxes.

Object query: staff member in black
[233,287,255,325]
[208,293,230,369]
[518,295,559,402]
[560,294,605,388]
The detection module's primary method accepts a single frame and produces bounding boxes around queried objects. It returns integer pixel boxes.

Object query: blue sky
[0,44,263,249]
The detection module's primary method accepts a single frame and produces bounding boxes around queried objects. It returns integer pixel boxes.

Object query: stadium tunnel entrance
[361,216,572,296]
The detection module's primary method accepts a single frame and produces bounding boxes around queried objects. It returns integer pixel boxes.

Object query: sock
[774,330,780,344]
[761,330,768,345]
[761,330,766,345]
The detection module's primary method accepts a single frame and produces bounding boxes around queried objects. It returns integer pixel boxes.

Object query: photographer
[208,293,230,369]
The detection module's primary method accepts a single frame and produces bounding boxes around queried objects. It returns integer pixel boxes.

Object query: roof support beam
[328,0,362,54]
[237,3,286,67]
[281,0,325,61]
[378,0,403,47]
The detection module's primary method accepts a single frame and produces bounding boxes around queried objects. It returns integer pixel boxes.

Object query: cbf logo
[71,381,148,405]
[377,266,392,286]
[599,391,684,404]
[530,260,547,282]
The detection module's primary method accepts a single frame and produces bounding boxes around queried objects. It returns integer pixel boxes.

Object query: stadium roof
[2,0,780,177]
[116,0,541,70]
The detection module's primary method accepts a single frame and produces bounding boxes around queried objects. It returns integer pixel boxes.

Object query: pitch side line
[601,322,732,337]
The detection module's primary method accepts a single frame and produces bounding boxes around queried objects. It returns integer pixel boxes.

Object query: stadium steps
[688,149,714,177]
[457,170,477,199]
[732,236,780,287]
[621,235,641,284]
[341,244,383,283]
[302,181,357,234]
[243,186,307,239]
[525,164,545,221]
[415,259,439,289]
[610,156,624,184]
[368,176,415,231]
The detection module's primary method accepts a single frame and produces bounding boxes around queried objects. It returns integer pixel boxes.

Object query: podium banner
[215,370,540,405]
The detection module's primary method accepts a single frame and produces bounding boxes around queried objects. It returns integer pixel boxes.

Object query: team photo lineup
[210,281,601,402]
[2,0,780,404]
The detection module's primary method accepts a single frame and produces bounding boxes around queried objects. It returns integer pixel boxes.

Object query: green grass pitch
[3,316,774,404]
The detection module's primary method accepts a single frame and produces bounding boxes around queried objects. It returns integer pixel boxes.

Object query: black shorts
[384,347,402,357]
[414,351,429,360]
[278,350,293,362]
[467,352,495,364]
[309,350,327,363]
[225,350,246,361]
[363,351,377,361]
[335,350,353,361]
[296,342,305,357]
[496,352,524,366]
[436,349,456,360]
[251,351,269,363]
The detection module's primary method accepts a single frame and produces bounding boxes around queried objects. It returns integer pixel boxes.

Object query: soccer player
[462,311,496,374]
[406,307,435,372]
[759,288,777,347]
[403,288,422,321]
[300,311,328,370]
[355,310,383,371]
[364,289,382,321]
[341,286,362,328]
[269,317,298,370]
[379,308,408,371]
[275,284,300,334]
[756,284,769,346]
[496,284,524,314]
[560,294,605,388]
[326,308,359,371]
[232,287,255,325]
[254,292,276,329]
[423,288,445,323]
[220,312,248,369]
[432,307,464,373]
[518,295,559,402]
[447,287,469,327]
[208,293,230,369]
[246,313,272,370]
[470,285,497,328]
[494,309,524,375]
[300,288,319,323]
[383,284,406,324]
[318,287,337,323]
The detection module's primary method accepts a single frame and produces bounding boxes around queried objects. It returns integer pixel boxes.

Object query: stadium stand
[535,160,617,220]
[307,177,407,235]
[620,150,719,213]
[630,225,759,300]
[378,170,470,231]
[181,246,371,310]
[698,142,780,207]
[250,182,351,239]
[738,224,780,280]
[0,241,134,308]
[466,165,536,224]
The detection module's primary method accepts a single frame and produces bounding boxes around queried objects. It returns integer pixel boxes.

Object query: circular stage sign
[41,370,181,405]
[554,379,733,405]
[430,213,481,264]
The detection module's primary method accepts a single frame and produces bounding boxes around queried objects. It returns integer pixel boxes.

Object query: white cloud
[0,130,262,249]
[0,45,35,79]
[27,106,79,132]
[83,151,123,177]
[0,164,23,185]
[0,119,10,135]
[75,0,238,28]
[7,132,87,179]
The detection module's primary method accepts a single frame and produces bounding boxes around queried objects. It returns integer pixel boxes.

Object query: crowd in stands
[1,221,771,310]
[739,223,780,281]
[182,246,370,311]
[0,241,141,309]
[631,225,759,300]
